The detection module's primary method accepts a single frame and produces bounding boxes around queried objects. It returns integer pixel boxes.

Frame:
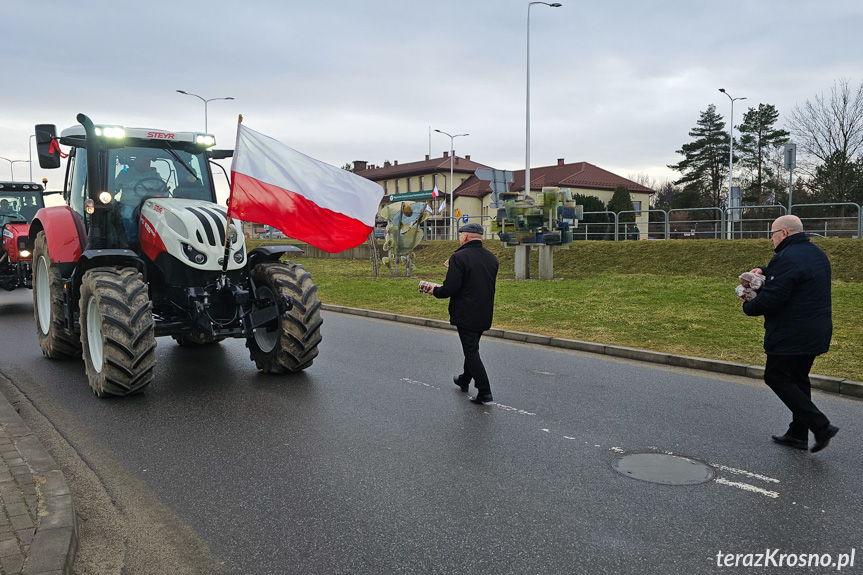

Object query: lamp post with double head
[0,157,29,182]
[719,88,746,239]
[176,90,235,133]
[0,157,12,181]
[434,129,469,240]
[526,1,562,197]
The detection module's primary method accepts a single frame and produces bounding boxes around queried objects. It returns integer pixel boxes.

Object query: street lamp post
[29,134,35,181]
[434,129,469,240]
[719,88,746,239]
[176,90,235,133]
[526,1,562,197]
[0,157,28,182]
[0,157,12,181]
[12,161,30,182]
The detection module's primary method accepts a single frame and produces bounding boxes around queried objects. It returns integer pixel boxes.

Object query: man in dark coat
[743,215,838,453]
[424,222,499,404]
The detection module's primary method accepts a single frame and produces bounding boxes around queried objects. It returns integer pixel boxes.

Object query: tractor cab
[39,122,220,250]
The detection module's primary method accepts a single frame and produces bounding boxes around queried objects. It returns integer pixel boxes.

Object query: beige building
[356,155,654,239]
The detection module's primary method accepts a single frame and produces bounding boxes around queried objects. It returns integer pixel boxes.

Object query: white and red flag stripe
[228,124,384,252]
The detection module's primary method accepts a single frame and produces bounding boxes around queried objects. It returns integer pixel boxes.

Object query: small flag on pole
[432,185,439,198]
[438,199,447,214]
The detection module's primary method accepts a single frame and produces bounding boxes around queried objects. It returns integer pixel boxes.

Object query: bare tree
[788,78,863,167]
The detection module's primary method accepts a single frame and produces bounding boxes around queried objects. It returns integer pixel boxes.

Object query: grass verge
[254,239,862,381]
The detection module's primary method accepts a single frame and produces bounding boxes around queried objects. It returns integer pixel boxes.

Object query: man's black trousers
[456,327,491,393]
[764,354,831,439]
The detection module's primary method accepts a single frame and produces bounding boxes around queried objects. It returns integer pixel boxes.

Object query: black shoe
[453,376,469,393]
[771,434,808,450]
[811,425,839,453]
[470,392,494,405]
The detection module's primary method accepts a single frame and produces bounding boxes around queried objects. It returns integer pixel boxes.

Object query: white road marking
[494,403,537,416]
[710,463,780,484]
[399,377,438,388]
[715,477,779,499]
[610,447,626,453]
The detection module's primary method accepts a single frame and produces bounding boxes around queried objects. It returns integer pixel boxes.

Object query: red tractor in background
[31,114,322,397]
[0,182,46,291]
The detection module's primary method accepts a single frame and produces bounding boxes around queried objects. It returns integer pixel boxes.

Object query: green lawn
[256,238,863,381]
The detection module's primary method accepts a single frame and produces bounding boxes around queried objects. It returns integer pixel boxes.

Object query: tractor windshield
[109,146,215,205]
[0,191,44,224]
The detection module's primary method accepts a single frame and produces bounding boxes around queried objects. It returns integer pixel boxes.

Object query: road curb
[0,382,77,575]
[321,304,863,399]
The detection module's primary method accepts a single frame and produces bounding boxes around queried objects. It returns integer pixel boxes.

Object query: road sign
[784,143,797,171]
[463,215,469,223]
[388,191,434,202]
[475,168,514,208]
[455,208,462,218]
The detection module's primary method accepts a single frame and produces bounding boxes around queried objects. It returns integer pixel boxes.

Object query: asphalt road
[1,288,861,574]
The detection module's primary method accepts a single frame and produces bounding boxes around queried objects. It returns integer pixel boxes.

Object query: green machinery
[491,186,583,246]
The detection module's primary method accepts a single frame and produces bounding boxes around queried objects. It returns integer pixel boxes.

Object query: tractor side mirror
[35,124,61,169]
[208,149,234,160]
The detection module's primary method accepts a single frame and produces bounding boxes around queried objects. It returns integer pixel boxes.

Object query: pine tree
[607,185,635,222]
[668,105,730,208]
[737,103,789,205]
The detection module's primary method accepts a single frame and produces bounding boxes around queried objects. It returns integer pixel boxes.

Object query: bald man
[743,215,838,453]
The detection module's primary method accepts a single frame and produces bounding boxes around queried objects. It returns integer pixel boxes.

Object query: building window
[420,176,425,191]
[407,178,412,193]
[396,179,400,194]
[632,201,642,215]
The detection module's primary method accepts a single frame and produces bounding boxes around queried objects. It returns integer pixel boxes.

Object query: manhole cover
[612,453,714,485]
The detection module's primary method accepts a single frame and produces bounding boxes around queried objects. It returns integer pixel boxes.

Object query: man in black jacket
[743,215,838,453]
[424,222,499,404]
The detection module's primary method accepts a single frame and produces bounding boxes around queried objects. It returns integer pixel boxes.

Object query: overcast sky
[2,0,862,192]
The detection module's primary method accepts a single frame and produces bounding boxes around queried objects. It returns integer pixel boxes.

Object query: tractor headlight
[95,126,125,138]
[233,246,245,264]
[181,243,207,265]
[98,191,113,204]
[85,199,95,214]
[195,134,216,147]
[17,237,34,260]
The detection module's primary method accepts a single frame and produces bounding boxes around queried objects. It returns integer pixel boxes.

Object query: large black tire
[32,231,81,358]
[79,267,156,397]
[247,261,322,373]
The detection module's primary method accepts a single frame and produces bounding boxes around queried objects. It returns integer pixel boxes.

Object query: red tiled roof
[354,154,491,181]
[456,161,655,198]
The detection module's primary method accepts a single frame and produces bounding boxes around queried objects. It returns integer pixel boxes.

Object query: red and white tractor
[31,115,322,396]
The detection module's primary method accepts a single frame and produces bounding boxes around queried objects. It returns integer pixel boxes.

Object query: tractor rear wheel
[247,261,322,373]
[32,231,81,358]
[79,267,156,397]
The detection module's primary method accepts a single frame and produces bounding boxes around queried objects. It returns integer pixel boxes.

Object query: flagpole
[222,114,243,273]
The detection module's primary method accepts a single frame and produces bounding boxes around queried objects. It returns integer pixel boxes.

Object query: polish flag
[228,124,384,252]
[432,185,439,198]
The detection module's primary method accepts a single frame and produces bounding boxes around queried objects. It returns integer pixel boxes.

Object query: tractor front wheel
[247,261,322,373]
[79,267,156,397]
[32,231,81,358]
